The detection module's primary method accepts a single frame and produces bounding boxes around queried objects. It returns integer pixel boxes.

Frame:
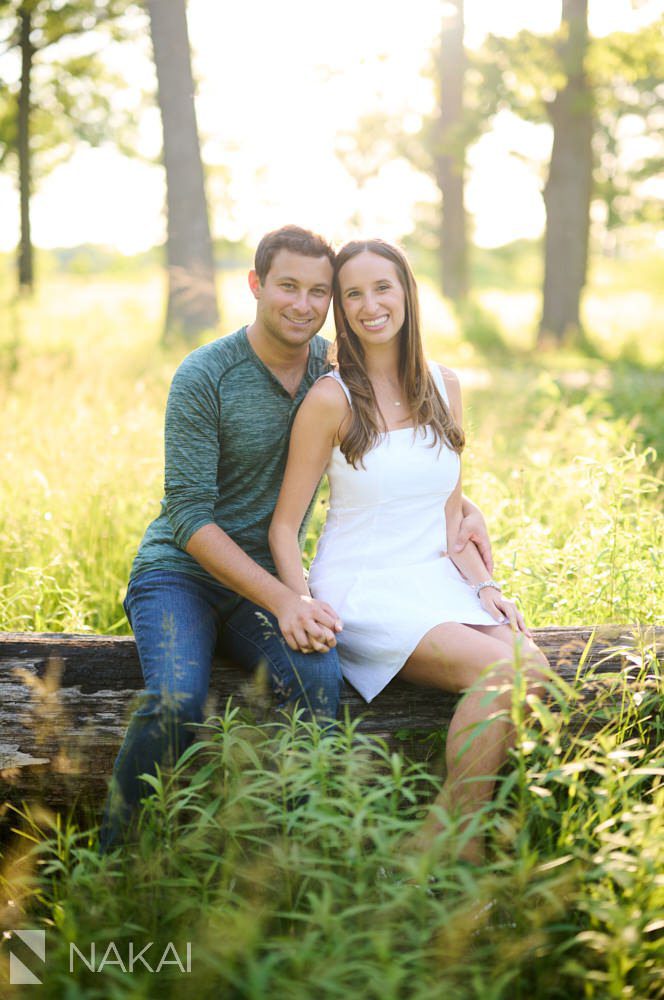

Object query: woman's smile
[361,314,390,331]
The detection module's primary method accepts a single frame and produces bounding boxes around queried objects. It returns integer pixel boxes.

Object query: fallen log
[1,626,662,816]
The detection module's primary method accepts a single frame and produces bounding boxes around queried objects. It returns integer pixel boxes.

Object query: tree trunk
[17,6,33,293]
[539,0,593,346]
[433,0,468,303]
[146,0,219,341]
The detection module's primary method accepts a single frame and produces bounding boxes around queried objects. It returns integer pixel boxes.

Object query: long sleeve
[163,355,221,550]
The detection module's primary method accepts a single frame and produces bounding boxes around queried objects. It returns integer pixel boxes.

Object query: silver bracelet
[474,579,501,598]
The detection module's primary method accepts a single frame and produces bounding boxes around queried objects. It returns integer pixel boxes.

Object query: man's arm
[164,354,340,652]
[448,485,528,634]
[457,495,494,576]
[438,364,494,576]
[186,525,341,653]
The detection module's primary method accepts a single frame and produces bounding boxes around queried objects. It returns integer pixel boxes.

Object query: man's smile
[285,316,314,327]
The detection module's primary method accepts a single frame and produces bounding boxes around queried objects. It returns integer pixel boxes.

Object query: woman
[269,239,548,863]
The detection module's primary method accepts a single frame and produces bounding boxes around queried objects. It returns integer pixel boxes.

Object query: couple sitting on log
[100,225,549,863]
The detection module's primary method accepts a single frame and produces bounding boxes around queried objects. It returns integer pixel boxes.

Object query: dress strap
[320,365,446,408]
[427,359,449,404]
[316,369,353,408]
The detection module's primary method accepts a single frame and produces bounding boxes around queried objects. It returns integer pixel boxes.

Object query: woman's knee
[481,648,546,699]
[491,637,549,694]
[522,643,549,697]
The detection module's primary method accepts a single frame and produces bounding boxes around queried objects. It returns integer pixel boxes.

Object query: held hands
[276,592,343,654]
[479,586,532,637]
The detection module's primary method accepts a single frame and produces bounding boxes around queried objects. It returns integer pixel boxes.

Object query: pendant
[394,401,401,406]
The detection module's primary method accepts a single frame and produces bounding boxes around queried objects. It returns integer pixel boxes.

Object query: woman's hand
[479,587,532,637]
[275,591,343,653]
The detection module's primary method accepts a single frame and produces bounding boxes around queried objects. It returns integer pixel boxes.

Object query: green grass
[1,262,661,632]
[0,258,663,997]
[2,656,663,997]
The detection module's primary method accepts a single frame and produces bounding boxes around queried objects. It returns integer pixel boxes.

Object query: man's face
[249,249,333,350]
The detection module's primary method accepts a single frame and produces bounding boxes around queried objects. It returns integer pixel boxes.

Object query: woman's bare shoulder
[434,363,462,422]
[436,363,460,388]
[291,375,350,446]
[298,374,350,425]
[308,374,350,405]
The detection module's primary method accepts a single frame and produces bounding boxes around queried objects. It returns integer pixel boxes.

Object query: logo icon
[9,929,46,985]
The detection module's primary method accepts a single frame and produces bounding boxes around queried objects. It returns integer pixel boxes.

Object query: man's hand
[454,508,494,575]
[275,593,343,654]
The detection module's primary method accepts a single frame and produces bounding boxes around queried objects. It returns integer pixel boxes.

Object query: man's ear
[248,269,261,299]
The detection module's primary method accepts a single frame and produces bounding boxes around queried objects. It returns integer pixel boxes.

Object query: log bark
[1,626,661,814]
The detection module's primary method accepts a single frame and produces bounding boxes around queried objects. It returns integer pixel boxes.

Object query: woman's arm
[269,376,349,599]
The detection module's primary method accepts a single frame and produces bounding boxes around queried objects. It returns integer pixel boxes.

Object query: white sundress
[307,362,497,702]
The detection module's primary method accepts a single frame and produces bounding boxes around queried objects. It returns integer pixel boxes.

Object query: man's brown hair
[254,225,335,283]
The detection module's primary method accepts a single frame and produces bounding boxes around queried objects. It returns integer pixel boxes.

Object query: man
[99,225,492,850]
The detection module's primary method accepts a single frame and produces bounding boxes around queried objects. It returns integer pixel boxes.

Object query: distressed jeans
[99,570,343,850]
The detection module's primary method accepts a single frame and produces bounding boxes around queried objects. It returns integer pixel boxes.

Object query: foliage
[480,17,664,248]
[0,0,145,177]
[589,21,664,243]
[0,0,148,292]
[0,261,662,634]
[346,12,663,275]
[2,653,663,997]
[0,264,663,996]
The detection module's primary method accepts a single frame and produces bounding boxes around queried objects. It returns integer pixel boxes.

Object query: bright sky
[0,0,660,253]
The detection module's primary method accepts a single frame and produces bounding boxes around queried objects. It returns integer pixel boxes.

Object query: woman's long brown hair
[332,239,465,468]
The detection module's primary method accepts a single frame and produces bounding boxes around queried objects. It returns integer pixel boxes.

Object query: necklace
[374,382,402,405]
[371,375,404,408]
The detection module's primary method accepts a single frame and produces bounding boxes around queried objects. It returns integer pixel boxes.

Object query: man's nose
[293,290,310,314]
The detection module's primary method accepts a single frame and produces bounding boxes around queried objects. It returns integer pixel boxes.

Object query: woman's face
[337,251,406,349]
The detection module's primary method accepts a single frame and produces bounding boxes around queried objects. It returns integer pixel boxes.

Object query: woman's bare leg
[399,623,548,863]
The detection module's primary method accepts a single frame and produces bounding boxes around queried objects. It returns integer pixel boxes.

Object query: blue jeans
[99,570,343,850]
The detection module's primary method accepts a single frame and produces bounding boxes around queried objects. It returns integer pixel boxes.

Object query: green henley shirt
[130,326,331,587]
